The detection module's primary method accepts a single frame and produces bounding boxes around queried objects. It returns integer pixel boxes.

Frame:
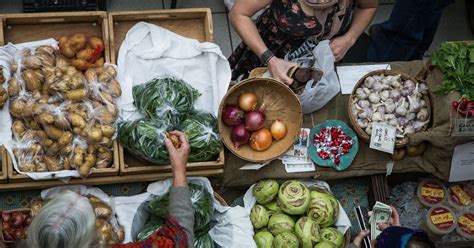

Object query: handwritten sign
[452,118,474,137]
[369,123,396,154]
[284,162,316,173]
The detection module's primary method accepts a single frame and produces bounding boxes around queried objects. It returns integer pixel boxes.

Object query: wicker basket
[218,78,302,162]
[213,192,228,206]
[347,69,431,148]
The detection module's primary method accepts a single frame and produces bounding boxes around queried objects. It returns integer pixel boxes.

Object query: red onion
[13,228,26,240]
[2,212,10,223]
[3,231,13,241]
[9,212,24,228]
[245,110,266,131]
[222,104,244,127]
[24,216,32,226]
[231,124,250,148]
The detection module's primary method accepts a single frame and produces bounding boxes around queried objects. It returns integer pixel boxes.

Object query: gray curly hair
[26,190,97,248]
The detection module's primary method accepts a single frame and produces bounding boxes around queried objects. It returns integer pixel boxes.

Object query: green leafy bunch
[431,41,474,100]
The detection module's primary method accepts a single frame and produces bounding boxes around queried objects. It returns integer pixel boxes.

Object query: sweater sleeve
[169,186,194,247]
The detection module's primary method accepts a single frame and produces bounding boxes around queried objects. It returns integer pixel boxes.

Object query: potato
[64,88,88,102]
[390,148,406,161]
[77,48,95,61]
[79,154,96,177]
[45,143,60,156]
[88,128,103,143]
[35,161,48,172]
[58,131,73,147]
[406,143,426,157]
[98,71,112,83]
[96,151,112,168]
[101,91,114,104]
[108,79,122,97]
[84,68,98,82]
[7,78,20,97]
[35,45,55,56]
[12,120,26,137]
[23,55,42,69]
[59,144,73,156]
[22,99,36,118]
[73,148,85,168]
[38,112,54,125]
[28,144,42,156]
[44,125,64,140]
[66,75,85,90]
[100,125,115,138]
[56,56,70,70]
[42,139,54,147]
[54,116,70,130]
[44,155,63,171]
[10,99,26,118]
[71,58,90,71]
[37,53,55,67]
[61,45,76,58]
[0,87,7,108]
[88,37,104,51]
[34,130,48,142]
[63,157,71,170]
[91,201,112,219]
[87,144,97,154]
[97,219,112,244]
[70,113,86,129]
[22,69,42,92]
[93,57,104,68]
[30,199,43,216]
[70,34,87,51]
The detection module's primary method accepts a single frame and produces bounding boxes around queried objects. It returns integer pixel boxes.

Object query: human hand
[329,34,355,62]
[165,131,190,177]
[378,206,401,231]
[267,57,296,85]
[352,230,373,248]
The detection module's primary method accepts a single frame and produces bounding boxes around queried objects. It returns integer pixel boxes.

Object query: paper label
[336,64,391,94]
[421,182,445,204]
[386,161,394,176]
[430,207,454,229]
[458,213,474,235]
[284,163,316,173]
[369,123,396,154]
[449,142,474,182]
[452,118,474,136]
[449,185,472,206]
[240,161,270,170]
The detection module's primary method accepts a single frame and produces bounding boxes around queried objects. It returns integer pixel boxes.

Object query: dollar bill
[370,201,392,240]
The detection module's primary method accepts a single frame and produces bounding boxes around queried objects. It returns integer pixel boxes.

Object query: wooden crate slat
[0,146,7,183]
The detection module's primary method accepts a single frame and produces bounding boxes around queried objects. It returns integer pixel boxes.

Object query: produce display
[58,34,105,71]
[1,209,31,242]
[351,73,430,140]
[312,126,353,166]
[250,180,344,248]
[0,68,7,109]
[431,41,474,101]
[136,183,215,248]
[29,195,125,244]
[451,97,474,117]
[4,40,121,177]
[118,78,221,165]
[222,91,287,151]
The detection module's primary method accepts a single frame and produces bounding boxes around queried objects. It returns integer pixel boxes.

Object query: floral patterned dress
[228,0,354,80]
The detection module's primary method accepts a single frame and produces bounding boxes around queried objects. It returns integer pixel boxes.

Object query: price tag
[452,118,474,136]
[369,123,396,154]
[386,161,394,176]
[284,163,316,173]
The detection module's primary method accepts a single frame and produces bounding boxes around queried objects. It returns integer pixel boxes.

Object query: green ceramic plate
[308,120,359,171]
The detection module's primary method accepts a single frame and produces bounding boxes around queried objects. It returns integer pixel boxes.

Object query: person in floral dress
[228,0,377,83]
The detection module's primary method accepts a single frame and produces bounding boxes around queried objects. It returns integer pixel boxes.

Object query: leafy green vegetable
[148,193,171,218]
[133,78,201,126]
[136,217,164,241]
[180,113,222,162]
[118,119,171,164]
[431,41,474,100]
[189,184,214,230]
[194,233,215,248]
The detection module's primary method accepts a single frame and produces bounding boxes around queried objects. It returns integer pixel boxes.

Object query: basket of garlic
[348,70,431,148]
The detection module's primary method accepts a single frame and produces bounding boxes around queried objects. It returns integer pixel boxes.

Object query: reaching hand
[329,35,354,62]
[165,131,190,186]
[378,206,401,231]
[352,230,371,248]
[267,56,296,85]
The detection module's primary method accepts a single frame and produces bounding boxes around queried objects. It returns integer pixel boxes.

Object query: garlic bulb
[364,77,375,88]
[406,112,416,121]
[369,92,380,104]
[390,89,401,101]
[357,119,368,128]
[355,87,369,100]
[380,90,390,101]
[395,98,407,116]
[417,108,429,121]
[372,112,384,122]
[358,99,371,108]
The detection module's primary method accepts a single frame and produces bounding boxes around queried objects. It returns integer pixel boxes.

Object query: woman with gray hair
[25,130,194,248]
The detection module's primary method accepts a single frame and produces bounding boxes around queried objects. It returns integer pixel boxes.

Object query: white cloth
[0,39,83,180]
[113,177,254,246]
[116,22,231,121]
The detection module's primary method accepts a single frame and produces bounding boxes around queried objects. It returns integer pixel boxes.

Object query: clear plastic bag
[118,118,171,164]
[180,111,221,162]
[132,77,200,127]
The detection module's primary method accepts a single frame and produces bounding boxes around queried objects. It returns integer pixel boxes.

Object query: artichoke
[251,205,269,229]
[295,217,321,248]
[320,227,344,248]
[314,241,337,248]
[267,213,295,236]
[273,232,300,248]
[277,180,311,215]
[253,179,279,204]
[254,230,274,248]
[307,188,339,227]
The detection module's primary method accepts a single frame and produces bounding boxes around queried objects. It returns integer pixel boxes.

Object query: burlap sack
[223,61,474,188]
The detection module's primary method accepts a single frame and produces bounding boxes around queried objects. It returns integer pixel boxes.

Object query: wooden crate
[0,11,120,181]
[109,9,224,176]
[7,141,120,183]
[0,146,7,183]
[108,9,213,63]
[0,11,110,62]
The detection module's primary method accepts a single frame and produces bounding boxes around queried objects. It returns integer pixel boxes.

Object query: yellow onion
[250,128,272,151]
[239,92,258,112]
[270,120,287,140]
[277,180,311,215]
